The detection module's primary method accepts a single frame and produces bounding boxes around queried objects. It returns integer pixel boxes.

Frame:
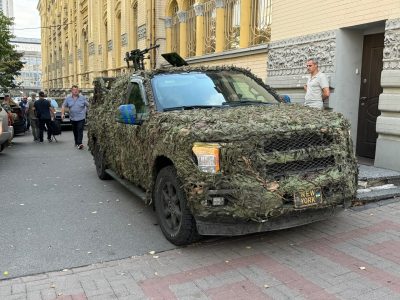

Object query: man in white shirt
[304,58,330,109]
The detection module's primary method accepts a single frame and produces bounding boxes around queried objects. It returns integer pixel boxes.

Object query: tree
[0,12,24,93]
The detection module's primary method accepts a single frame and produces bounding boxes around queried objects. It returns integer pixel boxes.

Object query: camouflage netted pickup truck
[88,65,358,245]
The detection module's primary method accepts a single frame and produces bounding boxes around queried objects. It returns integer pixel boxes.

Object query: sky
[12,0,41,39]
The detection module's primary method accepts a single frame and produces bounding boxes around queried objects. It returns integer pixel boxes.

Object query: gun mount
[124,44,160,71]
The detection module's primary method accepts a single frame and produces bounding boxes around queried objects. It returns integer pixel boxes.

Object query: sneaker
[78,144,84,150]
[48,139,52,143]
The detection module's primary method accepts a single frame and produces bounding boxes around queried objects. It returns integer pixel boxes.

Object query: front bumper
[196,205,344,236]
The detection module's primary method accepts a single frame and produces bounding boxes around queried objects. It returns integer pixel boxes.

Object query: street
[1,130,400,299]
[0,130,175,280]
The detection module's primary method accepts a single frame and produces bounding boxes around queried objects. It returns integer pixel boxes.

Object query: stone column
[239,0,251,48]
[177,10,188,57]
[194,3,205,56]
[375,18,400,171]
[215,0,225,53]
[165,17,172,52]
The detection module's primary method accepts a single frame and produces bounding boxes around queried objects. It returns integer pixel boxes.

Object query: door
[356,33,384,158]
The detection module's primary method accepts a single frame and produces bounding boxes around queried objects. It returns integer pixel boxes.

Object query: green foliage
[0,12,24,92]
[89,66,358,222]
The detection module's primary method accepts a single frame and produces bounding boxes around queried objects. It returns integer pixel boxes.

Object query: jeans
[38,119,52,142]
[71,119,85,145]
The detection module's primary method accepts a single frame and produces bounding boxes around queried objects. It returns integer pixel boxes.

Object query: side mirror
[115,104,139,124]
[280,95,291,103]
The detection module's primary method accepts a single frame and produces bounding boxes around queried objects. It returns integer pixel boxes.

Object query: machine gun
[124,44,160,71]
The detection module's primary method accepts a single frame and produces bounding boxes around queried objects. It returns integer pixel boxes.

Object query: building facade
[10,37,42,96]
[38,0,166,98]
[38,0,272,96]
[0,0,13,18]
[38,0,400,171]
[265,0,400,171]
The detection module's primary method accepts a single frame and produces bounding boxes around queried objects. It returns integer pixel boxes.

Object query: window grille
[186,1,196,57]
[204,0,216,54]
[250,0,272,45]
[224,0,241,50]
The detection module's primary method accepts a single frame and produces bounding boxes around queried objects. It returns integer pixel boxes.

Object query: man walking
[61,85,89,149]
[27,93,39,142]
[304,58,330,109]
[34,91,55,143]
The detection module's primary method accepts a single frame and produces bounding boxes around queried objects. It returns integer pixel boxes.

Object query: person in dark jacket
[34,91,55,143]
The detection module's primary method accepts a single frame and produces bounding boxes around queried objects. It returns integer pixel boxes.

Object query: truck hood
[157,104,349,142]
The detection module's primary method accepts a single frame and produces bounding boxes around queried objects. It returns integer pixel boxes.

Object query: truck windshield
[151,71,279,111]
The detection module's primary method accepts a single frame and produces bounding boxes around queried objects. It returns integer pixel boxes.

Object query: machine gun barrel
[140,44,160,55]
[125,44,160,70]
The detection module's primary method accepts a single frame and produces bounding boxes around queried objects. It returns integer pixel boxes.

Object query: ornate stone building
[38,0,272,96]
[38,0,400,170]
[38,0,166,96]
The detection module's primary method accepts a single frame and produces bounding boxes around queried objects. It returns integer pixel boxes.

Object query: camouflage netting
[88,66,358,223]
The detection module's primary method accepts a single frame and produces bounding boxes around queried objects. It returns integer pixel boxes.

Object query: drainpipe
[151,0,157,69]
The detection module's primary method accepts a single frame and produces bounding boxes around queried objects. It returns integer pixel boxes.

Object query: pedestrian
[304,58,330,109]
[19,96,29,129]
[27,92,39,142]
[61,85,89,150]
[34,91,55,143]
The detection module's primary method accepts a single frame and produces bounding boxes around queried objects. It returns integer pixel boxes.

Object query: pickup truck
[88,65,358,245]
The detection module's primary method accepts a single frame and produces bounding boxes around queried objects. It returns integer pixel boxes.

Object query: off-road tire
[154,166,198,246]
[93,143,110,180]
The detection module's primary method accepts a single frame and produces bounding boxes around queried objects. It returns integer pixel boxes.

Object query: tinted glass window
[151,71,279,111]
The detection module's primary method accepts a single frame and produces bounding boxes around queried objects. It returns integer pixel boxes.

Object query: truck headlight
[192,142,221,173]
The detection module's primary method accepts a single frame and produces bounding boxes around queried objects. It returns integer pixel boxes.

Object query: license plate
[294,189,322,208]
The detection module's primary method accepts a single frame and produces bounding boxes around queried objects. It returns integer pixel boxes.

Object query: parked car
[88,64,358,246]
[2,99,26,135]
[0,105,13,152]
[54,106,71,127]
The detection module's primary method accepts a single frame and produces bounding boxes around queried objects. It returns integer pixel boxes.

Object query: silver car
[0,105,13,152]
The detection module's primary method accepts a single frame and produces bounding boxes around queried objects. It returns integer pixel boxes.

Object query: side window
[127,82,147,114]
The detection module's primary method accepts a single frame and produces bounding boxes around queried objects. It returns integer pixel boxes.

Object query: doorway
[356,33,384,159]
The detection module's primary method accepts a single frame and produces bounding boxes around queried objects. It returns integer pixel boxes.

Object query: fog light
[212,197,225,206]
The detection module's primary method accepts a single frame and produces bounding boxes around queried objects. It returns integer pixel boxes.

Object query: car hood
[155,104,349,142]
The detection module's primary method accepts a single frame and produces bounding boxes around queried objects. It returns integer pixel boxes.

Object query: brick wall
[272,0,400,40]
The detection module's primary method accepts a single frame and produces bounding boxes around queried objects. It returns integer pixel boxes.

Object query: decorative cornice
[164,17,172,28]
[138,25,146,40]
[385,18,400,30]
[177,11,187,23]
[193,3,204,17]
[267,31,336,76]
[121,33,128,46]
[215,0,225,8]
[383,18,400,70]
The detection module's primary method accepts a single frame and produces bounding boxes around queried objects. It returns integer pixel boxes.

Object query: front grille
[264,132,333,153]
[266,156,335,179]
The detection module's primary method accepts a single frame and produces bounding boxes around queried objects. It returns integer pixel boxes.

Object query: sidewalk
[1,199,399,300]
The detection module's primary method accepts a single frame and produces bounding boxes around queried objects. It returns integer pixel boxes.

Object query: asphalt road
[0,129,176,279]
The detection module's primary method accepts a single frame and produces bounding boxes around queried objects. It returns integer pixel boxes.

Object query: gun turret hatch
[161,52,188,67]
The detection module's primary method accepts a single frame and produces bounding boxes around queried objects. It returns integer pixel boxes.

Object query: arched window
[204,1,216,54]
[186,0,196,57]
[250,0,272,45]
[171,1,180,53]
[224,0,241,50]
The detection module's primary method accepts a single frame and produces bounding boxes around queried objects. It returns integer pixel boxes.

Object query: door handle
[360,97,367,101]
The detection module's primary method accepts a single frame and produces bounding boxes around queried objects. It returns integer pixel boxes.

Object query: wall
[272,0,400,41]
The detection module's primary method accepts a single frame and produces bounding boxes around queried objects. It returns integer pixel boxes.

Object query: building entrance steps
[356,164,400,203]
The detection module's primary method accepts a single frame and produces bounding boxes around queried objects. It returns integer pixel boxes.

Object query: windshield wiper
[222,99,275,106]
[163,105,222,112]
